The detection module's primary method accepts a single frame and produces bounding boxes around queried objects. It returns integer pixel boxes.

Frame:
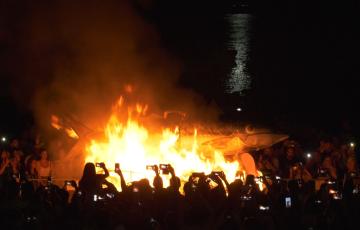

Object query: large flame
[53,94,264,192]
[83,96,242,190]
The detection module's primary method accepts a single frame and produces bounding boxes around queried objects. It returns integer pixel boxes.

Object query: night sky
[1,0,359,143]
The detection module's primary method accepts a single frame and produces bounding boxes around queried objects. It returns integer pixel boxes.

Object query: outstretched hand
[99,162,106,169]
[70,180,78,188]
[115,167,122,175]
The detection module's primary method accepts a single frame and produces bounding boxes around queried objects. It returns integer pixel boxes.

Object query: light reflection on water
[226,13,251,95]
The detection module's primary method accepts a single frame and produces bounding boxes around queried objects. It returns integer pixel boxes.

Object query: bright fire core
[84,97,244,190]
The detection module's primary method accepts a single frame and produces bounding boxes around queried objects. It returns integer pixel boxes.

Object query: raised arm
[218,171,230,189]
[100,162,109,178]
[115,165,127,192]
[0,159,10,175]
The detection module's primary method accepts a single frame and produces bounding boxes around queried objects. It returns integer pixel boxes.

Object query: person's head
[12,150,21,163]
[26,158,37,173]
[290,163,302,178]
[286,147,295,160]
[153,175,163,191]
[263,147,273,157]
[320,138,333,153]
[10,138,19,149]
[40,149,48,160]
[183,181,195,197]
[169,176,181,192]
[346,157,357,172]
[82,162,96,179]
[322,156,333,169]
[331,150,343,162]
[138,178,152,194]
[1,149,10,160]
[245,175,255,187]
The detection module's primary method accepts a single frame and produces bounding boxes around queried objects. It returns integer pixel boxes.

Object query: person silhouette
[79,162,109,195]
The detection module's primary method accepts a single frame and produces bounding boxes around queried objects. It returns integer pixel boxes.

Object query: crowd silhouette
[0,137,359,230]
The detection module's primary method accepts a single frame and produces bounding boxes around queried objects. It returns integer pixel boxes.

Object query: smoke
[1,0,219,135]
[29,1,178,128]
[0,0,222,181]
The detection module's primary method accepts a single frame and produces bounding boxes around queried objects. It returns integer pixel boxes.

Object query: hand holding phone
[191,172,206,183]
[159,164,170,175]
[96,162,106,168]
[115,163,120,173]
[146,165,157,171]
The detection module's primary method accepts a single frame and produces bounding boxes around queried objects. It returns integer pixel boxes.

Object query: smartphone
[115,163,120,171]
[159,164,170,175]
[106,193,115,199]
[285,197,291,208]
[65,180,72,186]
[146,165,156,170]
[333,192,342,200]
[191,172,205,178]
[259,205,270,211]
[95,163,101,167]
[211,171,223,177]
[352,187,359,194]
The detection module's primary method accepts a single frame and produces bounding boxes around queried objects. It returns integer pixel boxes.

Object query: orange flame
[80,96,264,192]
[51,115,79,139]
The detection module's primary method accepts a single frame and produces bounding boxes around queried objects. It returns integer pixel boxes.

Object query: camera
[159,164,170,175]
[65,180,72,186]
[95,162,102,167]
